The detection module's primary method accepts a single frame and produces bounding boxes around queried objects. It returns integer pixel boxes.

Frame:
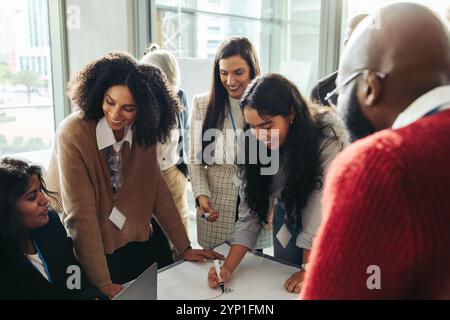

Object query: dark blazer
[0,211,104,300]
[310,71,338,106]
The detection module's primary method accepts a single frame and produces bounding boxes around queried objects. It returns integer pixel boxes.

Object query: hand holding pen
[197,195,219,222]
[207,260,232,290]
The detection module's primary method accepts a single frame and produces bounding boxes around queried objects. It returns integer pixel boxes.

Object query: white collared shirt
[96,117,133,152]
[27,254,49,281]
[392,85,450,129]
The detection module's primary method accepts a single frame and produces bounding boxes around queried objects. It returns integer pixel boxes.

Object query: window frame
[48,0,71,129]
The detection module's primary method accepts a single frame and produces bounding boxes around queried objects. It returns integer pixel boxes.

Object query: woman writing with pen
[208,74,348,294]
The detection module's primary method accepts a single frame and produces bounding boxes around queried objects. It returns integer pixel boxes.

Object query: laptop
[113,263,158,300]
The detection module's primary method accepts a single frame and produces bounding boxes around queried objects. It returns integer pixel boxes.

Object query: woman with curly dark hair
[208,73,348,294]
[45,51,223,299]
[0,158,103,300]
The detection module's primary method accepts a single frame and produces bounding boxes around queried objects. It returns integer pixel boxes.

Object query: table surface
[158,243,300,300]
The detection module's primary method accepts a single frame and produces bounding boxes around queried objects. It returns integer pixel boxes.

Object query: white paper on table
[158,243,300,300]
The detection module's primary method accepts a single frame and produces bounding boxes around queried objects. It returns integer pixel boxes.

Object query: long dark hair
[201,37,260,161]
[68,51,179,147]
[239,73,341,228]
[0,158,53,274]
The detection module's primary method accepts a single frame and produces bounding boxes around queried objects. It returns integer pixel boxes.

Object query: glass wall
[0,0,54,164]
[65,0,134,78]
[154,0,322,96]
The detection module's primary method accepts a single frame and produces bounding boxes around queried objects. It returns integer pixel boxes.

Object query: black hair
[0,158,53,274]
[239,73,341,229]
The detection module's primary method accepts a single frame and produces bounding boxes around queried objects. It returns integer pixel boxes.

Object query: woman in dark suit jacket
[0,158,103,300]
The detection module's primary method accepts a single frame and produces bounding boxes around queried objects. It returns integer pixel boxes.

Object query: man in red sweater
[301,3,450,299]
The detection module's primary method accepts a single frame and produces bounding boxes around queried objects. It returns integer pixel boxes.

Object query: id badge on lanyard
[107,146,127,230]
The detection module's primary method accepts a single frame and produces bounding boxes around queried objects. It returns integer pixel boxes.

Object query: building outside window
[154,0,322,96]
[0,0,54,166]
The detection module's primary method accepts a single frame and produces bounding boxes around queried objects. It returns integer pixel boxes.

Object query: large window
[154,0,322,96]
[0,0,54,164]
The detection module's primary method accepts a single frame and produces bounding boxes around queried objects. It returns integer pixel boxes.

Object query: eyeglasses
[325,69,387,106]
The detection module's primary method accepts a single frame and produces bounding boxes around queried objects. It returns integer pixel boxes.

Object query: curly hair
[0,158,53,274]
[239,73,341,229]
[68,51,179,147]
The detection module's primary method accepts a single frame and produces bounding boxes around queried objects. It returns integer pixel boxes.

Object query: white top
[223,96,245,164]
[27,253,50,281]
[96,117,133,152]
[157,123,181,171]
[392,85,450,129]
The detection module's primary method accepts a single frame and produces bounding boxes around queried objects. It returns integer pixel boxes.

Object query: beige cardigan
[45,111,190,288]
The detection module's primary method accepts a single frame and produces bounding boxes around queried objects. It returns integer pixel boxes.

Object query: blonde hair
[140,45,180,90]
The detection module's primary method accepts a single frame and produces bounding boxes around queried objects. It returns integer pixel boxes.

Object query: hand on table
[182,247,225,262]
[284,270,306,294]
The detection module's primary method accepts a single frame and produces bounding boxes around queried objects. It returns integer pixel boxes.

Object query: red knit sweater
[301,110,450,300]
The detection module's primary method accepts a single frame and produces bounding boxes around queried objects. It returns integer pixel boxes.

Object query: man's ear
[358,70,382,107]
[356,70,387,131]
